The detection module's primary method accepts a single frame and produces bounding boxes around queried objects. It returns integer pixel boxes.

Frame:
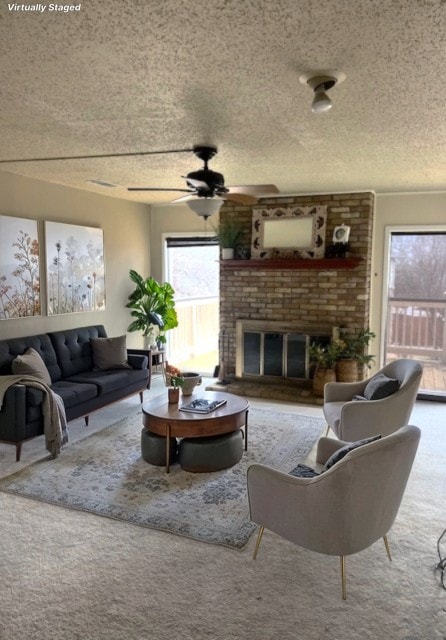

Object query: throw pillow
[363,373,400,400]
[90,335,131,371]
[322,434,381,472]
[288,463,320,478]
[11,347,52,385]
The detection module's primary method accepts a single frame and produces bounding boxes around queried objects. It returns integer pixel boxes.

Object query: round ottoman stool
[178,430,243,473]
[141,428,177,466]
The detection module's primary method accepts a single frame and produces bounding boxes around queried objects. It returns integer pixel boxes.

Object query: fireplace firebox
[236,320,337,381]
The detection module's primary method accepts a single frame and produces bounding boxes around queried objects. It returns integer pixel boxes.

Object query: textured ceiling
[0,0,445,204]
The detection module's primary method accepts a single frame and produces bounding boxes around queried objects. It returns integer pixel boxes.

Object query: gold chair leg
[253,526,264,560]
[340,556,347,600]
[383,535,392,562]
[325,424,330,436]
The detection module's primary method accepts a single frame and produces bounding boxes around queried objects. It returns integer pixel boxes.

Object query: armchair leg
[253,526,265,560]
[325,424,330,436]
[340,556,347,600]
[383,535,392,562]
[139,391,144,403]
[16,442,22,462]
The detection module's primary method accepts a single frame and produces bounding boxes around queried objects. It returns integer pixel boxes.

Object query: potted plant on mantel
[308,340,343,397]
[213,219,243,260]
[126,270,178,349]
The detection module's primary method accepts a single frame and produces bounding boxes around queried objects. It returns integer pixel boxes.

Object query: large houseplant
[126,270,178,348]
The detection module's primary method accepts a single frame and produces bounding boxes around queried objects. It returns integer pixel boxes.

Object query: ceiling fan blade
[170,194,199,203]
[127,187,193,192]
[222,193,258,205]
[0,148,194,164]
[182,176,210,189]
[227,184,279,195]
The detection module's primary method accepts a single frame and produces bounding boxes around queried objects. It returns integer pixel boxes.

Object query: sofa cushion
[48,325,107,378]
[0,334,61,381]
[322,434,382,471]
[66,368,147,395]
[90,335,131,371]
[50,380,99,409]
[12,347,51,385]
[363,373,401,400]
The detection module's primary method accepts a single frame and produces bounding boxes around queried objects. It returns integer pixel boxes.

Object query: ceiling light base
[299,70,346,113]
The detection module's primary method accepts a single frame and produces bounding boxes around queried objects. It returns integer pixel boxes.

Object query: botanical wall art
[45,221,105,315]
[251,206,327,259]
[0,214,41,319]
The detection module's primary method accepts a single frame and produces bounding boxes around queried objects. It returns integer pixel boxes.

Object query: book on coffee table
[179,398,227,414]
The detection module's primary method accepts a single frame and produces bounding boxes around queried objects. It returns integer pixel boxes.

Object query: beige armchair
[247,425,421,599]
[323,359,422,441]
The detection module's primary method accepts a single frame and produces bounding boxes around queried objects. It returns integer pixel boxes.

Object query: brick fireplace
[219,192,374,380]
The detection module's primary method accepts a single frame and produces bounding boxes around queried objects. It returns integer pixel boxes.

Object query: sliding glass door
[383,228,446,399]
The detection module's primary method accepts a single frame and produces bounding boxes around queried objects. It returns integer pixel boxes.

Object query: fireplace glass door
[242,331,309,379]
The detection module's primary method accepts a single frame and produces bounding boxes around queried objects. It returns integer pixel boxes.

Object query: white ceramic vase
[221,248,234,260]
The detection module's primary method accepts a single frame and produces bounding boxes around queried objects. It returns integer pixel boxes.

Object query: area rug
[0,408,324,549]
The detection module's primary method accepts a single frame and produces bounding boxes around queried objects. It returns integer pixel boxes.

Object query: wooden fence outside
[168,298,219,364]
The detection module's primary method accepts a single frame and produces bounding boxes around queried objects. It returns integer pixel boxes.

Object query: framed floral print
[0,215,41,319]
[45,221,105,315]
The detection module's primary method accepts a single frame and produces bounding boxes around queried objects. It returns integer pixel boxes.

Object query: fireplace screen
[242,331,308,379]
[237,322,334,381]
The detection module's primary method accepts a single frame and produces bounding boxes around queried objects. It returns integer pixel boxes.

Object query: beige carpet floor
[0,383,445,639]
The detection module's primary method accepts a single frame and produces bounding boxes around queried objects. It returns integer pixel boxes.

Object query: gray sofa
[0,325,150,461]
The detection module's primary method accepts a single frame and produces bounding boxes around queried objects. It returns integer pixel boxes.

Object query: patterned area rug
[0,408,324,549]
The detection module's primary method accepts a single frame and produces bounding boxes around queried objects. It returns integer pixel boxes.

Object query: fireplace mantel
[219,257,362,270]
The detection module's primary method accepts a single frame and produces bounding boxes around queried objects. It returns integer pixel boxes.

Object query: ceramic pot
[221,248,234,260]
[181,372,202,396]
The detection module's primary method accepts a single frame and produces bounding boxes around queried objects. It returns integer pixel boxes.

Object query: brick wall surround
[219,192,375,377]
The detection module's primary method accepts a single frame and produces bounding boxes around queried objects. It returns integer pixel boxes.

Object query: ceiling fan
[0,144,278,218]
[127,145,279,207]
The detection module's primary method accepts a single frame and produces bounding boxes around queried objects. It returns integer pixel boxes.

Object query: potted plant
[337,328,376,382]
[308,340,343,397]
[168,374,184,403]
[126,270,178,349]
[213,219,243,260]
[163,363,184,403]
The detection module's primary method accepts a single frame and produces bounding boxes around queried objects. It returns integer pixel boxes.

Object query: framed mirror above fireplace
[251,205,327,260]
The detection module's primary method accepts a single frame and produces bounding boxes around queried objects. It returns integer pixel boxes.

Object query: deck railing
[167,297,219,363]
[387,298,446,363]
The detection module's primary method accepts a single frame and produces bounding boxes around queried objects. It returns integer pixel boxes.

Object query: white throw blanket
[0,375,68,458]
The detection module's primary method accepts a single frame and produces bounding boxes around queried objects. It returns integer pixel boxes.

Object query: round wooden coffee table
[142,391,249,473]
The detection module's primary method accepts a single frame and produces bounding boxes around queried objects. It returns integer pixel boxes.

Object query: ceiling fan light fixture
[186,197,224,220]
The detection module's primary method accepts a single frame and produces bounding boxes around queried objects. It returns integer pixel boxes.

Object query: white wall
[0,171,151,347]
[371,191,446,366]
